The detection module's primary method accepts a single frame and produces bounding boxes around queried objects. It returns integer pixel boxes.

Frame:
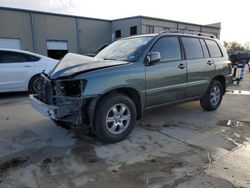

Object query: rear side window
[151,37,182,61]
[182,37,203,59]
[0,51,40,63]
[200,39,210,58]
[205,39,223,58]
[26,55,40,62]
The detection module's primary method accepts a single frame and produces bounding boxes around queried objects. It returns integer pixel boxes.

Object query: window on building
[130,26,137,36]
[115,30,121,39]
[205,39,223,58]
[151,37,182,62]
[145,25,154,34]
[182,37,203,59]
[163,27,170,31]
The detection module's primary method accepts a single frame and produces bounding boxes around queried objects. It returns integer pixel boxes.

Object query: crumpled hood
[49,53,129,79]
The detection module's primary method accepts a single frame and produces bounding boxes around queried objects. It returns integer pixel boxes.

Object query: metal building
[0,7,221,59]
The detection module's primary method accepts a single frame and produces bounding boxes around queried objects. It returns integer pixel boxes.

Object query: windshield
[95,37,153,62]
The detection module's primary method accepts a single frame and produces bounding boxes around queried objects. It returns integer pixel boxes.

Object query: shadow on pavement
[0,92,28,99]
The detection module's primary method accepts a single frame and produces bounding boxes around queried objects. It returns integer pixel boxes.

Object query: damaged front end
[30,73,93,126]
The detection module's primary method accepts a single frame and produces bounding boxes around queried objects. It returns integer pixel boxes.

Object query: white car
[0,48,58,93]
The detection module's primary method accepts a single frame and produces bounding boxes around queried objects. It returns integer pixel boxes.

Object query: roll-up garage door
[47,40,68,60]
[0,38,21,49]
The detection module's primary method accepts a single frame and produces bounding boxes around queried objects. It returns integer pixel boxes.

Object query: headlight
[59,80,87,97]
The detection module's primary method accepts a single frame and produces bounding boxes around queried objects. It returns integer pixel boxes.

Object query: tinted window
[182,37,203,59]
[0,51,40,63]
[151,37,182,61]
[115,30,121,38]
[26,54,40,62]
[200,39,210,58]
[205,39,223,58]
[130,26,137,36]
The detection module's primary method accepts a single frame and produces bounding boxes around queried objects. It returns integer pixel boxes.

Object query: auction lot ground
[0,72,250,188]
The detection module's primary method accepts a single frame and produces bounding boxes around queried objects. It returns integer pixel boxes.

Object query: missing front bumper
[29,94,96,126]
[30,94,58,119]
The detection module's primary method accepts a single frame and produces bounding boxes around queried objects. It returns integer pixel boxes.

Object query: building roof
[0,6,221,29]
[0,6,111,22]
[112,15,221,29]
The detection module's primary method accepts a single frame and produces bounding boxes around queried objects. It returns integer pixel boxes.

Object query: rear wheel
[200,80,223,111]
[29,75,41,94]
[94,93,136,143]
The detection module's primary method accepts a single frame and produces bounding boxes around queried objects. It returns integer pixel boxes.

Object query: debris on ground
[0,157,28,174]
[71,145,99,163]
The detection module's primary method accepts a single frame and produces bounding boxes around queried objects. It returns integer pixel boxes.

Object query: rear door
[145,36,187,107]
[0,51,37,91]
[181,37,215,98]
[204,39,224,72]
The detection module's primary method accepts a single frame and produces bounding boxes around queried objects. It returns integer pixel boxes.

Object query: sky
[0,0,249,45]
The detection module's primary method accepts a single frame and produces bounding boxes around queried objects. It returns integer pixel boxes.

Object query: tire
[200,80,223,111]
[94,93,136,143]
[28,75,41,94]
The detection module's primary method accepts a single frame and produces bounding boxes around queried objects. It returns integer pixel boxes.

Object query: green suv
[30,32,231,143]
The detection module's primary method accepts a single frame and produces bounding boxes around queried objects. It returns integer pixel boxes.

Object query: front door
[145,36,187,107]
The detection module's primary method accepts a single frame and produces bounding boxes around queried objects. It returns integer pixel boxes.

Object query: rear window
[182,37,203,59]
[0,51,40,63]
[205,39,223,58]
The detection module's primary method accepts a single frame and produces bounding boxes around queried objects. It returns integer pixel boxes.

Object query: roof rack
[159,29,215,38]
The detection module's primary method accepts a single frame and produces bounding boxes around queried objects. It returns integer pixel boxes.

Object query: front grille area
[38,75,54,105]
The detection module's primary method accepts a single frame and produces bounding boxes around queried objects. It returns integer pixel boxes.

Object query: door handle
[178,63,186,69]
[23,65,32,68]
[207,60,213,65]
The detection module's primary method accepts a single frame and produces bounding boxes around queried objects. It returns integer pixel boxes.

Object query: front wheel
[29,75,41,94]
[200,80,223,111]
[94,93,136,143]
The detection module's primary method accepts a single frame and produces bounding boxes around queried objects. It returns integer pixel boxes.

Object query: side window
[200,39,210,58]
[0,51,40,63]
[205,39,223,58]
[182,37,203,59]
[25,54,40,62]
[151,37,182,62]
[0,51,26,63]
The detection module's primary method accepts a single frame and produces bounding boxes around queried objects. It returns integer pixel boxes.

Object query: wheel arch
[87,87,143,130]
[211,75,226,94]
[27,74,41,91]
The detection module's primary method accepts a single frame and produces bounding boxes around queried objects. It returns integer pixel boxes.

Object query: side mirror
[146,52,161,65]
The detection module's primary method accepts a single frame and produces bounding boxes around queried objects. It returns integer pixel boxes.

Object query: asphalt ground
[0,70,250,188]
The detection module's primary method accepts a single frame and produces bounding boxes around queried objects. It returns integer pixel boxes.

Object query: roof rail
[159,29,215,38]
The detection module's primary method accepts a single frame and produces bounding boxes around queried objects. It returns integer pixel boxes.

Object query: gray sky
[1,0,249,44]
